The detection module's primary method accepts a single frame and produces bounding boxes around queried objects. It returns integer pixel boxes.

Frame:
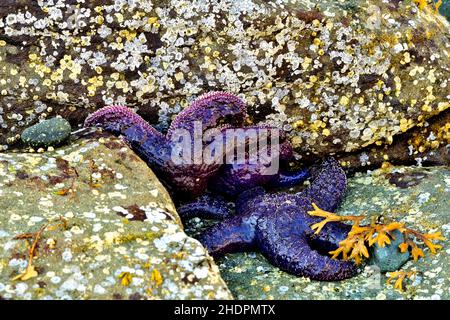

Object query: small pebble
[21,117,72,148]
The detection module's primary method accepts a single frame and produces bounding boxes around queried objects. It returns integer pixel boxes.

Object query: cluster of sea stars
[85,92,357,281]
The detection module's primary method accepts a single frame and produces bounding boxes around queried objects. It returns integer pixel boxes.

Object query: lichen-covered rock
[186,165,449,300]
[369,230,410,272]
[0,0,449,166]
[21,117,72,148]
[0,130,232,300]
[337,109,450,171]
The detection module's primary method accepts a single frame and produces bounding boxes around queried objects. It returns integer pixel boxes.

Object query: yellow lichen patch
[148,17,158,25]
[399,118,413,132]
[150,268,163,287]
[118,271,133,286]
[339,96,350,106]
[414,0,428,10]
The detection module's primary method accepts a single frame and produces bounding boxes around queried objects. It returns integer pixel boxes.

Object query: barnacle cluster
[0,0,448,166]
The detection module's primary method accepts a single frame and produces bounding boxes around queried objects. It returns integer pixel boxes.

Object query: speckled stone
[21,117,72,148]
[0,129,232,300]
[0,0,449,167]
[437,0,450,21]
[186,165,450,300]
[369,230,410,272]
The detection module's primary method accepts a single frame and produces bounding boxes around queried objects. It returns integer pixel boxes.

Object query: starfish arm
[84,105,164,139]
[167,91,247,138]
[235,187,267,215]
[209,163,277,197]
[301,158,347,212]
[270,167,310,189]
[207,126,295,196]
[177,193,234,220]
[306,221,352,253]
[198,213,259,257]
[255,206,357,281]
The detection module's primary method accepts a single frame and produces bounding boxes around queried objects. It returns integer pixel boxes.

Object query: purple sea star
[84,92,306,197]
[84,92,356,281]
[198,158,357,281]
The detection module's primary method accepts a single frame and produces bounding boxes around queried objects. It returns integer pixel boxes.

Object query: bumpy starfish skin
[198,158,357,281]
[84,93,306,197]
[84,104,219,196]
[84,105,163,139]
[207,125,304,196]
[167,91,247,138]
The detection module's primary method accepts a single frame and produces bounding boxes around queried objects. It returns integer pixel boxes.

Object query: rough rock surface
[437,0,450,21]
[0,0,449,166]
[21,117,72,148]
[369,230,410,272]
[186,165,450,299]
[0,130,232,300]
[337,109,450,172]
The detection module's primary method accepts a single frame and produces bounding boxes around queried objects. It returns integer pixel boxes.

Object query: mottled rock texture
[437,0,450,21]
[186,165,450,300]
[0,129,232,300]
[21,116,72,148]
[0,0,449,167]
[369,230,410,272]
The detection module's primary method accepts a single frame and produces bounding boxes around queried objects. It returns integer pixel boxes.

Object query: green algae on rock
[21,117,72,148]
[185,165,450,300]
[0,129,232,300]
[0,0,449,168]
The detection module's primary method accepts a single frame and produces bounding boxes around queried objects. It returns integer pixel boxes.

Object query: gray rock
[21,117,71,148]
[438,0,450,21]
[186,166,450,300]
[368,230,410,272]
[0,129,232,300]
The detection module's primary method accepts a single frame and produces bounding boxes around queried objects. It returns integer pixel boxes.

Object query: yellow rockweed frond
[398,242,409,253]
[309,204,445,266]
[308,203,362,235]
[411,245,425,261]
[435,0,443,13]
[118,272,133,286]
[387,271,416,292]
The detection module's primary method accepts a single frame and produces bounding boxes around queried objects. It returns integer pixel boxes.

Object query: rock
[368,230,410,272]
[0,129,232,300]
[186,165,449,299]
[437,0,450,21]
[0,0,449,167]
[21,117,71,148]
[337,109,450,172]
